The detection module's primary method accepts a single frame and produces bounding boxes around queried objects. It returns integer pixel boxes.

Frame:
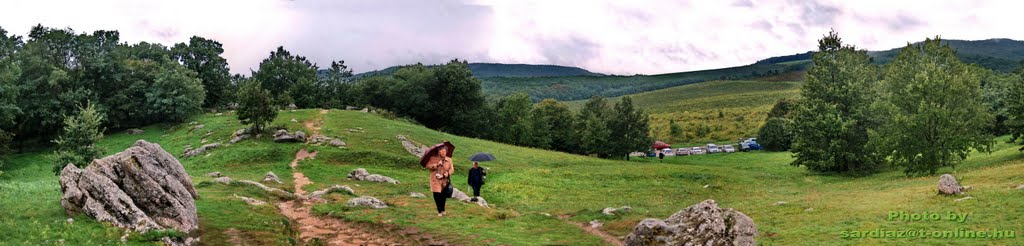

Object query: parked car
[662,148,675,156]
[722,145,736,153]
[690,147,705,155]
[740,138,762,151]
[706,143,721,153]
[676,148,691,156]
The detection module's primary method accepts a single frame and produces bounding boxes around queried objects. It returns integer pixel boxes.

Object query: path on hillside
[275,109,402,245]
[558,215,624,246]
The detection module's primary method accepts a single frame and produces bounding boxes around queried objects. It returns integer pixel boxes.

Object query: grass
[2,109,1023,245]
[566,80,803,145]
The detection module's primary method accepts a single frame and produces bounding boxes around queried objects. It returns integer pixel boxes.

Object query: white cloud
[2,0,1023,75]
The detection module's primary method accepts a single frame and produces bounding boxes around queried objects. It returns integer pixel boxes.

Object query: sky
[1,0,1021,75]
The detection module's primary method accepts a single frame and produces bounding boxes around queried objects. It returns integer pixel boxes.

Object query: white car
[690,147,705,155]
[661,148,675,156]
[676,148,691,156]
[706,144,721,153]
[722,145,736,153]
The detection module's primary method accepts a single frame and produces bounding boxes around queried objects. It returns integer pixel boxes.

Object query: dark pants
[471,185,481,197]
[432,192,447,213]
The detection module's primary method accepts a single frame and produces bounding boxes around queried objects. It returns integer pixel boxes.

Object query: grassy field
[1,109,1022,245]
[566,80,803,146]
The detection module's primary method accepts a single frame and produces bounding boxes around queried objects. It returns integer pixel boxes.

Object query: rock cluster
[309,135,346,148]
[346,196,388,209]
[624,199,757,246]
[182,143,221,158]
[273,129,306,143]
[229,128,252,144]
[347,168,400,184]
[59,140,199,237]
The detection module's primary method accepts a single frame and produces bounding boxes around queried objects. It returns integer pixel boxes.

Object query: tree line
[0,25,655,173]
[755,31,1024,176]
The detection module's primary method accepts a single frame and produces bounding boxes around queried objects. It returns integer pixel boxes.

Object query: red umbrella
[419,141,455,167]
[652,141,671,149]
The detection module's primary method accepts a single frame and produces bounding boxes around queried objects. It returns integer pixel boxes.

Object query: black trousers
[471,185,481,197]
[432,192,447,213]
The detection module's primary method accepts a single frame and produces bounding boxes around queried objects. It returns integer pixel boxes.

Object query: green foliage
[758,117,793,151]
[1008,65,1024,149]
[251,46,318,101]
[495,93,535,146]
[317,60,354,109]
[51,102,105,174]
[577,96,611,157]
[237,80,278,132]
[791,31,883,173]
[767,98,796,119]
[172,36,232,108]
[607,96,651,159]
[874,37,994,176]
[531,99,577,152]
[146,63,206,123]
[668,119,682,141]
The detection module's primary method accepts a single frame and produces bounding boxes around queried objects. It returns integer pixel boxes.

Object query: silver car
[722,145,736,153]
[676,148,691,156]
[690,147,705,155]
[706,144,721,153]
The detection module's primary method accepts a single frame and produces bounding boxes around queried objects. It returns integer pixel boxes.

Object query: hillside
[343,63,601,79]
[754,38,1024,73]
[567,80,803,145]
[2,109,1022,245]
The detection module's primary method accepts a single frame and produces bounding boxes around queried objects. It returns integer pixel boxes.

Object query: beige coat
[425,156,454,193]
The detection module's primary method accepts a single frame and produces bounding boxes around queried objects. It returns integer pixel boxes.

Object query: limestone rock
[290,118,298,123]
[206,172,222,177]
[58,140,198,234]
[602,206,632,215]
[182,143,220,158]
[590,220,603,228]
[272,130,304,143]
[409,192,426,198]
[212,177,232,185]
[229,128,251,144]
[347,168,400,184]
[263,171,283,184]
[451,188,489,208]
[397,135,428,157]
[307,185,355,200]
[938,174,964,195]
[328,139,346,147]
[191,124,204,132]
[234,194,266,206]
[346,196,388,209]
[624,199,757,246]
[236,180,296,199]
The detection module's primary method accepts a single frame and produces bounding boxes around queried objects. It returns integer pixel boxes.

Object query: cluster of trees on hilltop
[758,31,1024,176]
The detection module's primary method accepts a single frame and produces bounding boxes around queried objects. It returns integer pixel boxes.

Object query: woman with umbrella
[467,152,495,201]
[421,141,456,217]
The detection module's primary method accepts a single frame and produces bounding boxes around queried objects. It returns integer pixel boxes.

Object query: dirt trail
[558,215,623,246]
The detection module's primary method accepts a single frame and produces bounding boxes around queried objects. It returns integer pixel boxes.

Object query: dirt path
[558,215,623,246]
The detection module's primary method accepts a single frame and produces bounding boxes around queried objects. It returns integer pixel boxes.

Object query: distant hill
[339,63,602,79]
[756,38,1024,73]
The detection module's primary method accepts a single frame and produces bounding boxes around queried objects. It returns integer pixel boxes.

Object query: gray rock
[234,194,266,206]
[360,108,369,113]
[308,185,355,199]
[624,199,757,246]
[347,168,400,184]
[295,131,307,141]
[127,129,144,135]
[1016,184,1024,190]
[263,171,283,184]
[59,140,198,234]
[773,201,787,206]
[451,188,489,208]
[409,192,426,198]
[290,118,298,123]
[345,106,360,110]
[602,206,632,215]
[182,143,221,158]
[212,177,232,185]
[397,135,427,157]
[938,174,964,195]
[328,139,346,147]
[236,180,296,199]
[346,196,388,209]
[191,124,204,132]
[206,172,222,177]
[272,129,304,143]
[229,129,250,144]
[590,220,603,228]
[226,103,238,110]
[286,104,297,110]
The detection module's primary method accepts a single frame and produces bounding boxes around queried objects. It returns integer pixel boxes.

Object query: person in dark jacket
[467,161,486,201]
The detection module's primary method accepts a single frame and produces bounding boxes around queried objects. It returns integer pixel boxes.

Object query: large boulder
[59,140,199,235]
[347,168,400,184]
[397,135,427,157]
[938,174,964,195]
[624,199,757,246]
[272,130,305,143]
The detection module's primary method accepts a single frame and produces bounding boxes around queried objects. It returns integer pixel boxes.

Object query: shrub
[52,102,105,174]
[758,117,793,151]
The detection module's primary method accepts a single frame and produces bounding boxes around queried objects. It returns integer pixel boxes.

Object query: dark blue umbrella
[469,152,496,162]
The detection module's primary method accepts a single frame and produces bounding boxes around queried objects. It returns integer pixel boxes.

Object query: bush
[237,80,278,133]
[52,102,105,174]
[758,117,792,151]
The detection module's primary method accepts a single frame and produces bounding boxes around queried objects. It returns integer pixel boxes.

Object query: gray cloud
[536,35,602,67]
[732,0,754,7]
[795,0,841,26]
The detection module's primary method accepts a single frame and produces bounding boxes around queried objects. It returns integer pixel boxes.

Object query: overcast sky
[2,0,1020,75]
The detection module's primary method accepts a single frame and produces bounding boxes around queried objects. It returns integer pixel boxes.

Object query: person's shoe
[470,197,478,202]
[438,213,444,217]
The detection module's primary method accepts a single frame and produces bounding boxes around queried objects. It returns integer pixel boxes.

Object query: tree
[237,80,278,133]
[1007,64,1024,150]
[146,63,205,122]
[758,117,793,151]
[251,46,318,102]
[495,93,534,146]
[767,98,797,119]
[172,36,232,108]
[0,27,21,140]
[874,37,994,176]
[607,96,651,160]
[318,60,354,109]
[52,102,105,174]
[532,99,577,151]
[669,119,683,142]
[578,96,611,157]
[790,30,883,173]
[420,60,486,135]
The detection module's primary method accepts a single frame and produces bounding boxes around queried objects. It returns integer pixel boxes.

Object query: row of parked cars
[654,138,762,157]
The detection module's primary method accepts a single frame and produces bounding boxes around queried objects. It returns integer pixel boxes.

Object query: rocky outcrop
[58,140,199,235]
[234,194,266,206]
[273,130,307,143]
[182,143,221,158]
[624,199,757,246]
[212,177,232,185]
[309,135,346,148]
[346,196,388,209]
[229,128,252,144]
[347,168,400,184]
[602,206,632,215]
[397,135,427,157]
[263,171,283,184]
[127,128,144,135]
[307,185,355,200]
[938,174,965,195]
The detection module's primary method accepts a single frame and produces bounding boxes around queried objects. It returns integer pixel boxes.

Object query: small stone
[590,220,603,228]
[212,177,232,184]
[804,208,814,212]
[290,118,298,123]
[206,172,222,177]
[66,218,74,224]
[1016,184,1024,190]
[409,192,426,198]
[263,171,283,184]
[192,124,204,131]
[702,184,711,189]
[938,174,965,195]
[346,196,388,209]
[234,194,266,206]
[127,129,144,135]
[773,201,787,206]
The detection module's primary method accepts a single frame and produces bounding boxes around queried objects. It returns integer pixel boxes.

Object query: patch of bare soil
[558,215,623,246]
